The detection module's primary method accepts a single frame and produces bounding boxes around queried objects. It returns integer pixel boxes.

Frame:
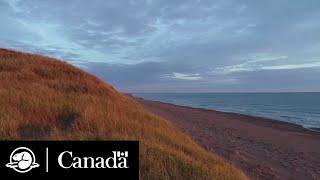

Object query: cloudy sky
[1,0,320,92]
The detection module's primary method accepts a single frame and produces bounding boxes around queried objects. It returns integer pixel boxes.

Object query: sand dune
[0,49,247,180]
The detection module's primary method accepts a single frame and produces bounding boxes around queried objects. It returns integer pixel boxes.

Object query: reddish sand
[137,98,320,180]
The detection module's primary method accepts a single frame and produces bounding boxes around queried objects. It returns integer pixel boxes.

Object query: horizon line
[125,91,320,94]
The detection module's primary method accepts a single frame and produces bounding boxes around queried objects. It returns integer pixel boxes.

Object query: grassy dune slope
[0,49,247,180]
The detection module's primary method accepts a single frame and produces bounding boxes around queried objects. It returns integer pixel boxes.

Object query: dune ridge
[0,49,247,180]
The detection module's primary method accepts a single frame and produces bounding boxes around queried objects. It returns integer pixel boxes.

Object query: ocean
[133,93,320,130]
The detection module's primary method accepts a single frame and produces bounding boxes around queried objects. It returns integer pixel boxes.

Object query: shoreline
[136,97,320,179]
[136,96,320,134]
[187,107,320,133]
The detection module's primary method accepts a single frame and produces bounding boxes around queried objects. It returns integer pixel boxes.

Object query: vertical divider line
[46,147,49,172]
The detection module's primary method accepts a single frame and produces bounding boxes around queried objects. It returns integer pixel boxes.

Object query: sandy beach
[137,98,320,180]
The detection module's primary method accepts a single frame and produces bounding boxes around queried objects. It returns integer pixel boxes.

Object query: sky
[1,0,320,92]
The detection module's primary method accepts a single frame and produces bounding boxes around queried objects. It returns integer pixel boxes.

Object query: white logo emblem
[6,147,40,173]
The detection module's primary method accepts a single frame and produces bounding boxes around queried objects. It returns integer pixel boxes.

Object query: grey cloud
[1,0,320,92]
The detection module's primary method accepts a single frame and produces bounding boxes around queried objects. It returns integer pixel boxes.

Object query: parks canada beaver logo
[6,147,40,173]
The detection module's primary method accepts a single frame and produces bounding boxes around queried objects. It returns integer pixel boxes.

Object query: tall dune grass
[0,49,247,180]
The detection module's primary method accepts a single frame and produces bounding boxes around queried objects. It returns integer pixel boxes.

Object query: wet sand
[137,98,320,180]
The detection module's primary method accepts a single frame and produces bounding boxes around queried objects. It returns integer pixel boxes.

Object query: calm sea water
[133,93,320,129]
